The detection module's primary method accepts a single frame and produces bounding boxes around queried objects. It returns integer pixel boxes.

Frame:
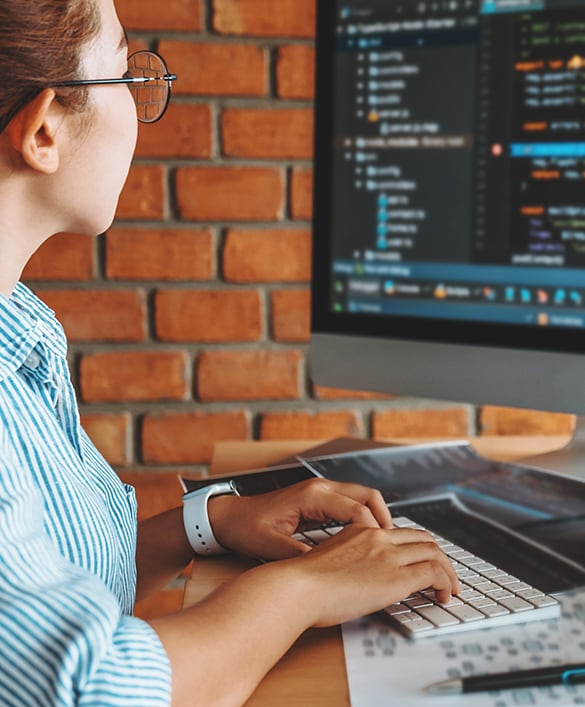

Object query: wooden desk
[183,436,572,706]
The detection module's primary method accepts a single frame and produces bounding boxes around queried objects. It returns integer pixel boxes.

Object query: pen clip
[562,668,585,685]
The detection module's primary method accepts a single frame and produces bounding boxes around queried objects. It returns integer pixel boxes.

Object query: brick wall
[24,0,574,485]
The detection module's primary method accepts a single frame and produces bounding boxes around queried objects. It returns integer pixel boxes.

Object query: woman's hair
[0,0,101,134]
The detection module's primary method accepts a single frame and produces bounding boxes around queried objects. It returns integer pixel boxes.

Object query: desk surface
[183,436,573,707]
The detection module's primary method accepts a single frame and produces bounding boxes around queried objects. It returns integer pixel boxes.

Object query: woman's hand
[289,523,460,626]
[207,477,393,560]
[207,478,459,625]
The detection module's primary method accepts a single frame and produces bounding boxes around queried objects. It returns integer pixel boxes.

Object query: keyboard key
[493,574,518,586]
[497,596,535,613]
[526,595,560,609]
[415,605,460,627]
[443,604,485,623]
[438,596,464,607]
[484,588,513,601]
[475,582,502,594]
[391,611,416,624]
[325,526,343,536]
[478,604,510,618]
[481,567,507,579]
[516,587,543,599]
[458,589,486,601]
[385,603,412,616]
[467,596,497,609]
[403,619,435,634]
[463,574,487,586]
[504,580,531,592]
[404,595,434,610]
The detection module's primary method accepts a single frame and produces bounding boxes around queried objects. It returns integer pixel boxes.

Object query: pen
[427,664,585,695]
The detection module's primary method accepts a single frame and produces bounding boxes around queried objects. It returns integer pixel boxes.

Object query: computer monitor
[310,0,585,476]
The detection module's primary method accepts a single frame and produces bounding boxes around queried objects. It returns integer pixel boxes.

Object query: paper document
[342,589,585,706]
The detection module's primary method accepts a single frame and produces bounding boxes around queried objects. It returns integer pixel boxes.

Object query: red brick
[116,0,202,31]
[158,41,267,96]
[23,233,94,281]
[36,290,146,342]
[155,289,262,342]
[261,411,364,440]
[291,168,313,221]
[119,471,189,519]
[142,411,250,464]
[213,0,315,38]
[176,167,284,221]
[135,104,212,159]
[271,290,310,342]
[222,108,314,159]
[480,407,574,436]
[81,413,132,466]
[372,408,471,439]
[314,385,393,401]
[116,165,166,221]
[224,229,311,283]
[197,350,302,401]
[277,45,315,99]
[106,228,214,281]
[80,351,189,403]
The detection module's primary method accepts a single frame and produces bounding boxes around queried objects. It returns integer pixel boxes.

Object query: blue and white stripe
[0,283,171,706]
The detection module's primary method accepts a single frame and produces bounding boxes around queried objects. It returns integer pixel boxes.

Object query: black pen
[427,664,585,695]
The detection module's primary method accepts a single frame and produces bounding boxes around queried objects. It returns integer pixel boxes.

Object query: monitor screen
[310,0,585,420]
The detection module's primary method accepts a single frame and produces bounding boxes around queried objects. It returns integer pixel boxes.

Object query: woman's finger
[395,559,456,605]
[391,538,460,597]
[322,481,393,528]
[294,479,393,529]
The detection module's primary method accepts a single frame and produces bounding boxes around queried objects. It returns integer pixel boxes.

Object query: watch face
[183,481,238,501]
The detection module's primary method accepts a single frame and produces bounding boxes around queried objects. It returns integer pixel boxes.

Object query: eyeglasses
[51,50,177,124]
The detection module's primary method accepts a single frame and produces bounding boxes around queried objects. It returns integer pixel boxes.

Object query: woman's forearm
[148,560,316,707]
[136,507,194,601]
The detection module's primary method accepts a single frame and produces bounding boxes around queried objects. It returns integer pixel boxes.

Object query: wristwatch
[182,481,239,555]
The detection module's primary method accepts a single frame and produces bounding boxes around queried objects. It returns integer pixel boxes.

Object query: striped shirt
[0,283,171,706]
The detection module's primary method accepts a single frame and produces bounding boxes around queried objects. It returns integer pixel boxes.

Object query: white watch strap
[182,481,238,556]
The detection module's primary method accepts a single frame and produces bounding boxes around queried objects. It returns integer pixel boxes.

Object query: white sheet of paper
[342,590,585,707]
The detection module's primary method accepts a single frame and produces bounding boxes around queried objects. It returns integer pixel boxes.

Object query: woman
[0,0,458,705]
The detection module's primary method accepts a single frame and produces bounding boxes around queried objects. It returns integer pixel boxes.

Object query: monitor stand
[519,415,585,480]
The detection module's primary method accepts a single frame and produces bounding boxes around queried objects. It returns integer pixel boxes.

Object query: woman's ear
[4,89,62,174]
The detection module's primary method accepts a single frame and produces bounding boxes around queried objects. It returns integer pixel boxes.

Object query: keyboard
[293,514,562,639]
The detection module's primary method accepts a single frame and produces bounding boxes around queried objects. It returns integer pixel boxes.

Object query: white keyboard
[293,515,561,639]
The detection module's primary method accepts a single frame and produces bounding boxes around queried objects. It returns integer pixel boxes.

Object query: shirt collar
[0,282,67,381]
